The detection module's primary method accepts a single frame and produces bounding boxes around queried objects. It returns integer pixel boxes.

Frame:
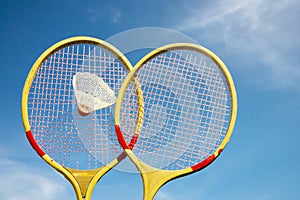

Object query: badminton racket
[22,36,143,200]
[115,43,237,200]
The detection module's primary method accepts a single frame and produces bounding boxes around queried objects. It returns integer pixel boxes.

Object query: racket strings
[119,81,141,141]
[126,50,231,170]
[28,43,128,169]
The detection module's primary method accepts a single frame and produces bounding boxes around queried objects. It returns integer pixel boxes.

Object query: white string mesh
[121,49,232,170]
[27,42,134,169]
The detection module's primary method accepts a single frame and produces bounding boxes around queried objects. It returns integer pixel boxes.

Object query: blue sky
[1,0,299,199]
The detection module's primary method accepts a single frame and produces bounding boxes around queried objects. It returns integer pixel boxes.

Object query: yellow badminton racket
[115,43,237,200]
[22,36,143,200]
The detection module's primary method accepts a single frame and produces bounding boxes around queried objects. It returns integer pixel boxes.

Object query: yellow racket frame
[115,43,238,200]
[22,36,135,200]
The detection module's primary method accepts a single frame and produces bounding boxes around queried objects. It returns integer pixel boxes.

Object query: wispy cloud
[0,149,71,200]
[86,7,102,23]
[156,191,173,200]
[111,7,122,23]
[175,0,300,90]
[86,4,122,23]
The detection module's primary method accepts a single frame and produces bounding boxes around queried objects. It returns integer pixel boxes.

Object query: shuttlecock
[73,72,117,116]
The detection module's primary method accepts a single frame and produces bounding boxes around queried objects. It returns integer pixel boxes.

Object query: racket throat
[142,169,173,200]
[64,167,104,199]
[125,151,192,200]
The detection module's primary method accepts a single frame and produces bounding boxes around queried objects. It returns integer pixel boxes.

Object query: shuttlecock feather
[73,72,117,115]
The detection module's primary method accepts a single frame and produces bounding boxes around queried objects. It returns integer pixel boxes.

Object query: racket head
[115,43,237,196]
[21,36,136,199]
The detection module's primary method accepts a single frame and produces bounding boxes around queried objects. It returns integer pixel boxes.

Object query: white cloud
[86,8,101,23]
[156,191,173,200]
[0,171,66,200]
[111,8,122,23]
[0,150,71,200]
[175,0,300,90]
[86,5,122,23]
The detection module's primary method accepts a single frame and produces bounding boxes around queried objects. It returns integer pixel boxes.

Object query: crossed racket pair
[22,36,237,200]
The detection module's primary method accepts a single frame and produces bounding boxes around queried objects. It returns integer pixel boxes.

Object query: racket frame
[22,36,133,200]
[115,43,237,200]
